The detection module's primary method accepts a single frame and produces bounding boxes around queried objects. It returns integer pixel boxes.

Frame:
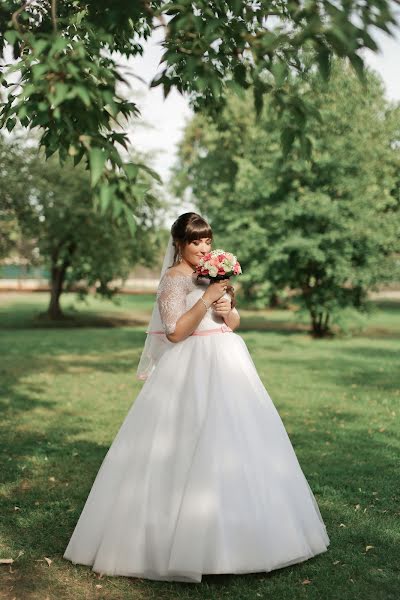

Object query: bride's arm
[223,307,240,331]
[212,289,240,331]
[158,273,227,343]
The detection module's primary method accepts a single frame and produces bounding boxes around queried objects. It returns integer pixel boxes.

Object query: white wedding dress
[63,270,330,582]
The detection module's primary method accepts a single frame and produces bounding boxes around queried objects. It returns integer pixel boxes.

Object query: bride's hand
[212,296,232,316]
[203,279,230,304]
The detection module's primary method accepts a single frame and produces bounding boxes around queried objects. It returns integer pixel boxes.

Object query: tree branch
[11,0,34,34]
[51,0,58,33]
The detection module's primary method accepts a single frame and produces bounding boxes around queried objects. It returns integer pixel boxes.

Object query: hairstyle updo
[170,212,213,265]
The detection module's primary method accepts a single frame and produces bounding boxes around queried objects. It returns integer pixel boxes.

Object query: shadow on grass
[2,398,398,598]
[371,299,400,313]
[0,310,149,330]
[262,344,397,392]
[0,328,146,424]
[1,298,399,598]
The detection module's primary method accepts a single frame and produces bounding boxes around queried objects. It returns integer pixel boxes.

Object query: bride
[63,212,330,583]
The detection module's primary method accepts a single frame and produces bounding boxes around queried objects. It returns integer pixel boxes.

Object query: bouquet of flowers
[196,249,242,281]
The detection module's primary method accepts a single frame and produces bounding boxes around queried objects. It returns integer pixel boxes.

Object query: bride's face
[182,237,212,268]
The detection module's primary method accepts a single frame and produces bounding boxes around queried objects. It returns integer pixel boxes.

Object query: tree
[172,61,400,336]
[0,135,161,318]
[0,0,398,224]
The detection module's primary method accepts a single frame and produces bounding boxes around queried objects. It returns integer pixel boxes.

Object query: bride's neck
[178,258,196,273]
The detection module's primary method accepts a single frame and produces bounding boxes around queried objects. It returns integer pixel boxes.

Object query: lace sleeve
[156,272,189,335]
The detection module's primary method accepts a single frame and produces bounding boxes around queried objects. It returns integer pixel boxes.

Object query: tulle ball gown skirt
[63,331,330,582]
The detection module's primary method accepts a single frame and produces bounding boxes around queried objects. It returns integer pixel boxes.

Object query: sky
[127,25,400,191]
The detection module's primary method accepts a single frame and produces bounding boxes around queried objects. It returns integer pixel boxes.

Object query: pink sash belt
[191,324,232,336]
[148,324,232,336]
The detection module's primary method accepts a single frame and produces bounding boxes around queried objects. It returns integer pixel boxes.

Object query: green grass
[0,292,399,600]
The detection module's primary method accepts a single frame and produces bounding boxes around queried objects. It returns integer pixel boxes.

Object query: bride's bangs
[186,221,213,244]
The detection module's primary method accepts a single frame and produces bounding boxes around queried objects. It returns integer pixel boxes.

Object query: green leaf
[281,127,296,155]
[134,163,162,184]
[253,85,264,118]
[300,134,312,159]
[32,39,50,56]
[76,86,91,107]
[271,61,288,87]
[53,83,69,107]
[123,204,137,237]
[348,54,365,82]
[233,63,248,87]
[98,183,113,214]
[89,148,106,187]
[4,30,19,45]
[73,148,85,166]
[112,199,124,219]
[124,163,139,181]
[49,36,69,57]
[6,117,16,132]
[31,64,50,81]
[317,47,332,80]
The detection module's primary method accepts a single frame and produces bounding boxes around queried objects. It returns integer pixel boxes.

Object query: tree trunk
[310,310,331,337]
[46,241,76,319]
[47,264,67,319]
[268,291,280,308]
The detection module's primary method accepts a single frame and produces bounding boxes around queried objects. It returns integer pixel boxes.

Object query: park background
[1,4,400,600]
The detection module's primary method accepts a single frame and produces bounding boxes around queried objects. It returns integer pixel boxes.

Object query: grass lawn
[0,292,399,600]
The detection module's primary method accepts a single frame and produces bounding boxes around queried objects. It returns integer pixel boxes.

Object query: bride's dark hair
[171,212,213,265]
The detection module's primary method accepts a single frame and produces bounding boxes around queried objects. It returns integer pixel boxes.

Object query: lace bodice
[156,270,234,335]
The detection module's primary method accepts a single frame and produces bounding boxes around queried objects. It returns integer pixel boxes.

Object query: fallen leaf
[302,579,312,585]
[48,477,56,482]
[355,504,360,511]
[333,560,340,565]
[95,584,102,589]
[0,558,14,564]
[339,523,347,528]
[365,545,374,552]
[44,557,52,567]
